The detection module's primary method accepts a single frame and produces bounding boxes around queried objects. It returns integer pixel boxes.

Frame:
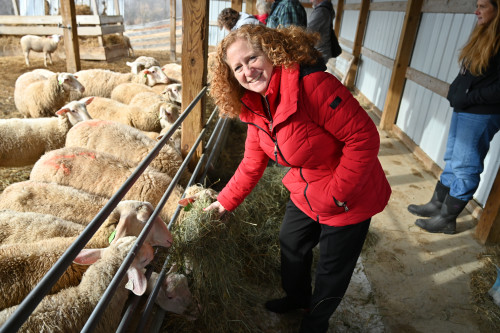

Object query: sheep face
[161,83,182,104]
[143,66,169,86]
[159,103,180,127]
[57,73,85,94]
[55,97,93,125]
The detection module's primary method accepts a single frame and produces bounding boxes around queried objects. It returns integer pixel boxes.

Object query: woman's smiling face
[225,37,274,95]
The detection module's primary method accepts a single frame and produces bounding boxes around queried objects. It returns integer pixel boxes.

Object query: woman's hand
[203,200,227,217]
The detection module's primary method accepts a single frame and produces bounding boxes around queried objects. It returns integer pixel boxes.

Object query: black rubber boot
[408,181,449,217]
[264,297,308,314]
[415,194,468,234]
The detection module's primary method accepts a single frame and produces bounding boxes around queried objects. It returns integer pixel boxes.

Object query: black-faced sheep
[20,34,62,67]
[14,70,85,118]
[0,236,154,332]
[0,98,92,167]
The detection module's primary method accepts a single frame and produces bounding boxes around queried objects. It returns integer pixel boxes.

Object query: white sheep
[29,146,185,222]
[126,56,160,74]
[14,70,85,118]
[0,180,110,225]
[65,119,190,186]
[85,94,178,132]
[20,34,62,67]
[161,63,182,83]
[0,210,84,244]
[0,236,154,332]
[123,34,134,57]
[0,200,172,248]
[110,82,157,104]
[0,98,92,167]
[0,201,171,310]
[70,66,168,100]
[160,83,182,105]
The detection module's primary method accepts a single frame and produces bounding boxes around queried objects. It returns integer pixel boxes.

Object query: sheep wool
[65,119,190,186]
[30,146,185,222]
[0,180,109,225]
[0,99,92,167]
[110,82,156,104]
[14,71,85,118]
[71,66,168,100]
[126,56,160,74]
[20,34,62,67]
[0,237,154,333]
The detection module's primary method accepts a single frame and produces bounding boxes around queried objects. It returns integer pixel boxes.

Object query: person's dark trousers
[279,200,371,333]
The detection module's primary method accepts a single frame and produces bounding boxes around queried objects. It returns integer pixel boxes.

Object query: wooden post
[181,0,209,167]
[380,0,423,130]
[91,0,104,47]
[232,0,243,12]
[344,0,370,89]
[11,0,19,15]
[475,168,500,244]
[334,0,344,36]
[170,0,176,61]
[246,0,256,15]
[59,0,81,72]
[113,0,120,15]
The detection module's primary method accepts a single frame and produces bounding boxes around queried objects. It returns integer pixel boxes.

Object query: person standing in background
[255,0,272,25]
[266,0,307,28]
[218,7,262,32]
[307,0,335,63]
[408,0,500,234]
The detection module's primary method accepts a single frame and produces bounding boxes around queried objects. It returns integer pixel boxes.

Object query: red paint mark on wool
[42,151,97,175]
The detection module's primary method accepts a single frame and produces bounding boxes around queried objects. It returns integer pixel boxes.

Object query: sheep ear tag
[108,230,116,244]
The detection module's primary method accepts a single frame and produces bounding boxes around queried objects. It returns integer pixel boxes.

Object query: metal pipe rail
[0,87,214,333]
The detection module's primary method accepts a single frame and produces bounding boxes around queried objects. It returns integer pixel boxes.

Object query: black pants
[279,200,371,333]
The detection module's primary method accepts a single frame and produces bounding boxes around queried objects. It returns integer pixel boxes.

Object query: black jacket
[307,0,335,62]
[447,50,500,114]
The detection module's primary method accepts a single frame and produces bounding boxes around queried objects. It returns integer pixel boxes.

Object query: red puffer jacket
[217,64,391,226]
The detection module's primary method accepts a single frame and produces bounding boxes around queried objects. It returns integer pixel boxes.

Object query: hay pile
[165,165,290,332]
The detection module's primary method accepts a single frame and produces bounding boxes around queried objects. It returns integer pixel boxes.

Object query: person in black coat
[408,0,500,234]
[307,0,336,63]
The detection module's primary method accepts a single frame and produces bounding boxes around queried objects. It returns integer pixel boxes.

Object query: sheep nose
[80,86,85,93]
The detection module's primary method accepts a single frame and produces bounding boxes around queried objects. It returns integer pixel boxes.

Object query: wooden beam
[380,0,423,130]
[370,1,407,12]
[59,0,81,73]
[181,0,209,167]
[334,0,344,37]
[405,67,450,98]
[113,0,120,15]
[338,36,353,50]
[170,0,176,61]
[344,3,361,11]
[422,0,475,13]
[344,0,370,89]
[361,46,394,69]
[232,0,243,12]
[476,168,500,244]
[246,0,256,15]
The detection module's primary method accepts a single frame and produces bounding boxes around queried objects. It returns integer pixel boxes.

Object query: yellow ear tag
[108,230,116,243]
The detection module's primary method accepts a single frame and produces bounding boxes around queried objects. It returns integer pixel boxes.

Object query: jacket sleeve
[217,124,269,211]
[307,7,329,34]
[466,54,500,106]
[304,73,381,204]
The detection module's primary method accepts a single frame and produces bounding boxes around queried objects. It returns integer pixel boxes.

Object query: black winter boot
[408,181,449,217]
[415,194,468,234]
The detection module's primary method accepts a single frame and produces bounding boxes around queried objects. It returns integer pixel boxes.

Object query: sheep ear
[73,248,103,265]
[56,108,69,115]
[85,96,95,105]
[126,61,133,67]
[161,105,172,116]
[125,267,148,295]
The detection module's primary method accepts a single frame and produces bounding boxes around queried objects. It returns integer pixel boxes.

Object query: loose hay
[167,165,290,332]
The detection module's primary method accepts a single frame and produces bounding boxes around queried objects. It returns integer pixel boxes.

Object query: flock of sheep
[0,54,207,331]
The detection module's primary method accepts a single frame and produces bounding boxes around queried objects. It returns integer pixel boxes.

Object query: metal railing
[0,86,229,332]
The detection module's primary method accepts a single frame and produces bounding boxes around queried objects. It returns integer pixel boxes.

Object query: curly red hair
[209,25,322,118]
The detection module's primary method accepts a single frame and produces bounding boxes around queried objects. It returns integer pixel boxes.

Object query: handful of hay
[168,165,290,332]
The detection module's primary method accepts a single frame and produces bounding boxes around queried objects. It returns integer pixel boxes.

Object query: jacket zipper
[262,97,279,164]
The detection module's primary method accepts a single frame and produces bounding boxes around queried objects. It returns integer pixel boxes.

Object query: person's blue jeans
[440,111,500,201]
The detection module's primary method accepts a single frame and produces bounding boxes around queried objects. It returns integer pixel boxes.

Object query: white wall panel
[357,56,392,110]
[339,10,359,42]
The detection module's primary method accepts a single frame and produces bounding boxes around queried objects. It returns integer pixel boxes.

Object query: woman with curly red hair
[204,25,391,332]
